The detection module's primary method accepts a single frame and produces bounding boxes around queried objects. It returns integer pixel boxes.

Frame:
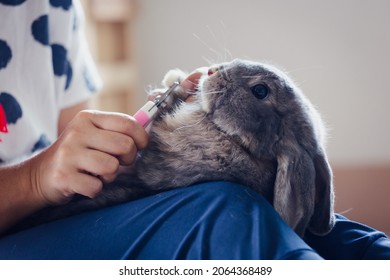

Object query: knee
[166,181,303,259]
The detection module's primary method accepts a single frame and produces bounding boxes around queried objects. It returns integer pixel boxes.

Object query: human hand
[30,110,148,205]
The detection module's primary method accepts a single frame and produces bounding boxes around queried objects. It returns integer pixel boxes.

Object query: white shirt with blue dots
[0,0,101,164]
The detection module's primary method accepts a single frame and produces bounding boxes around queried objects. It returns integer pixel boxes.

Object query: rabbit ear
[273,145,335,237]
[308,150,335,235]
[273,149,316,237]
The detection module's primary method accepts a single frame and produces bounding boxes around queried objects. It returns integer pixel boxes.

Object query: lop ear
[273,146,335,237]
[273,150,316,237]
[308,150,335,235]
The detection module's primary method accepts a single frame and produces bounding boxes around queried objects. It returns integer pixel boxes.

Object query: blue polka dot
[65,60,72,90]
[50,0,72,10]
[51,44,73,90]
[0,0,26,5]
[0,92,23,124]
[31,15,49,46]
[0,40,12,70]
[51,44,67,76]
[32,134,51,153]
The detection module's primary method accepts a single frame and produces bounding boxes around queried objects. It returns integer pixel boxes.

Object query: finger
[70,172,103,198]
[82,110,149,150]
[85,129,137,163]
[76,148,120,178]
[180,67,208,92]
[99,172,117,184]
[116,138,138,166]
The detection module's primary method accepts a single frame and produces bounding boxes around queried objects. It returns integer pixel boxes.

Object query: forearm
[0,158,46,234]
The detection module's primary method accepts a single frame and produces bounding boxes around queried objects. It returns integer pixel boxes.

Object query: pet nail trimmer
[133,80,181,127]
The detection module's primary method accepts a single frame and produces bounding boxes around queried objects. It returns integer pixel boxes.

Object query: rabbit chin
[194,72,216,113]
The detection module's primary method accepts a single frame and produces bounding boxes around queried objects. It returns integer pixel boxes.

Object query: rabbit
[14,59,335,237]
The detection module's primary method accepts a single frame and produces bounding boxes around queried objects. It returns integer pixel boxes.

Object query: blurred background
[81,0,390,235]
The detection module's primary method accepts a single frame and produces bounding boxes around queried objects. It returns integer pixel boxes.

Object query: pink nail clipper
[133,80,181,127]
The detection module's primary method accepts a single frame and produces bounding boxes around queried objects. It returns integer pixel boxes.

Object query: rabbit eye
[251,84,269,99]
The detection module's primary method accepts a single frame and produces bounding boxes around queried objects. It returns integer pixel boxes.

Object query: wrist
[27,152,52,208]
[0,157,48,233]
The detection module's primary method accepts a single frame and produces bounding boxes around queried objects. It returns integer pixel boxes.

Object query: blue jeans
[0,182,389,259]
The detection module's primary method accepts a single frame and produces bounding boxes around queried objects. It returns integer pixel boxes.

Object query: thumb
[180,67,208,92]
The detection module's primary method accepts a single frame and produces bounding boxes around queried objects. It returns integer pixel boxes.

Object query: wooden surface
[333,164,390,236]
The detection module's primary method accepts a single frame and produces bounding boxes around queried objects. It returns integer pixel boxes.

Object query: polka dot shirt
[0,0,101,164]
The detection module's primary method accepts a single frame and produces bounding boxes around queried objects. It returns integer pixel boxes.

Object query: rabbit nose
[208,67,218,76]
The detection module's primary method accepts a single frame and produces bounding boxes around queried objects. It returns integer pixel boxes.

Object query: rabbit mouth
[183,65,227,110]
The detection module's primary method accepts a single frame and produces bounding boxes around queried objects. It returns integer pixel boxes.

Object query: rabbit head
[196,59,335,236]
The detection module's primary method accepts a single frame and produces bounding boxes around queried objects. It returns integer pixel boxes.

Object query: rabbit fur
[16,59,335,237]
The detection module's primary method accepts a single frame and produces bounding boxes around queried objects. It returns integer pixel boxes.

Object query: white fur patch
[164,103,203,129]
[198,75,211,113]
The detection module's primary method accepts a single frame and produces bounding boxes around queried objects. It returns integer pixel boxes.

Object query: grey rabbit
[14,59,335,237]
